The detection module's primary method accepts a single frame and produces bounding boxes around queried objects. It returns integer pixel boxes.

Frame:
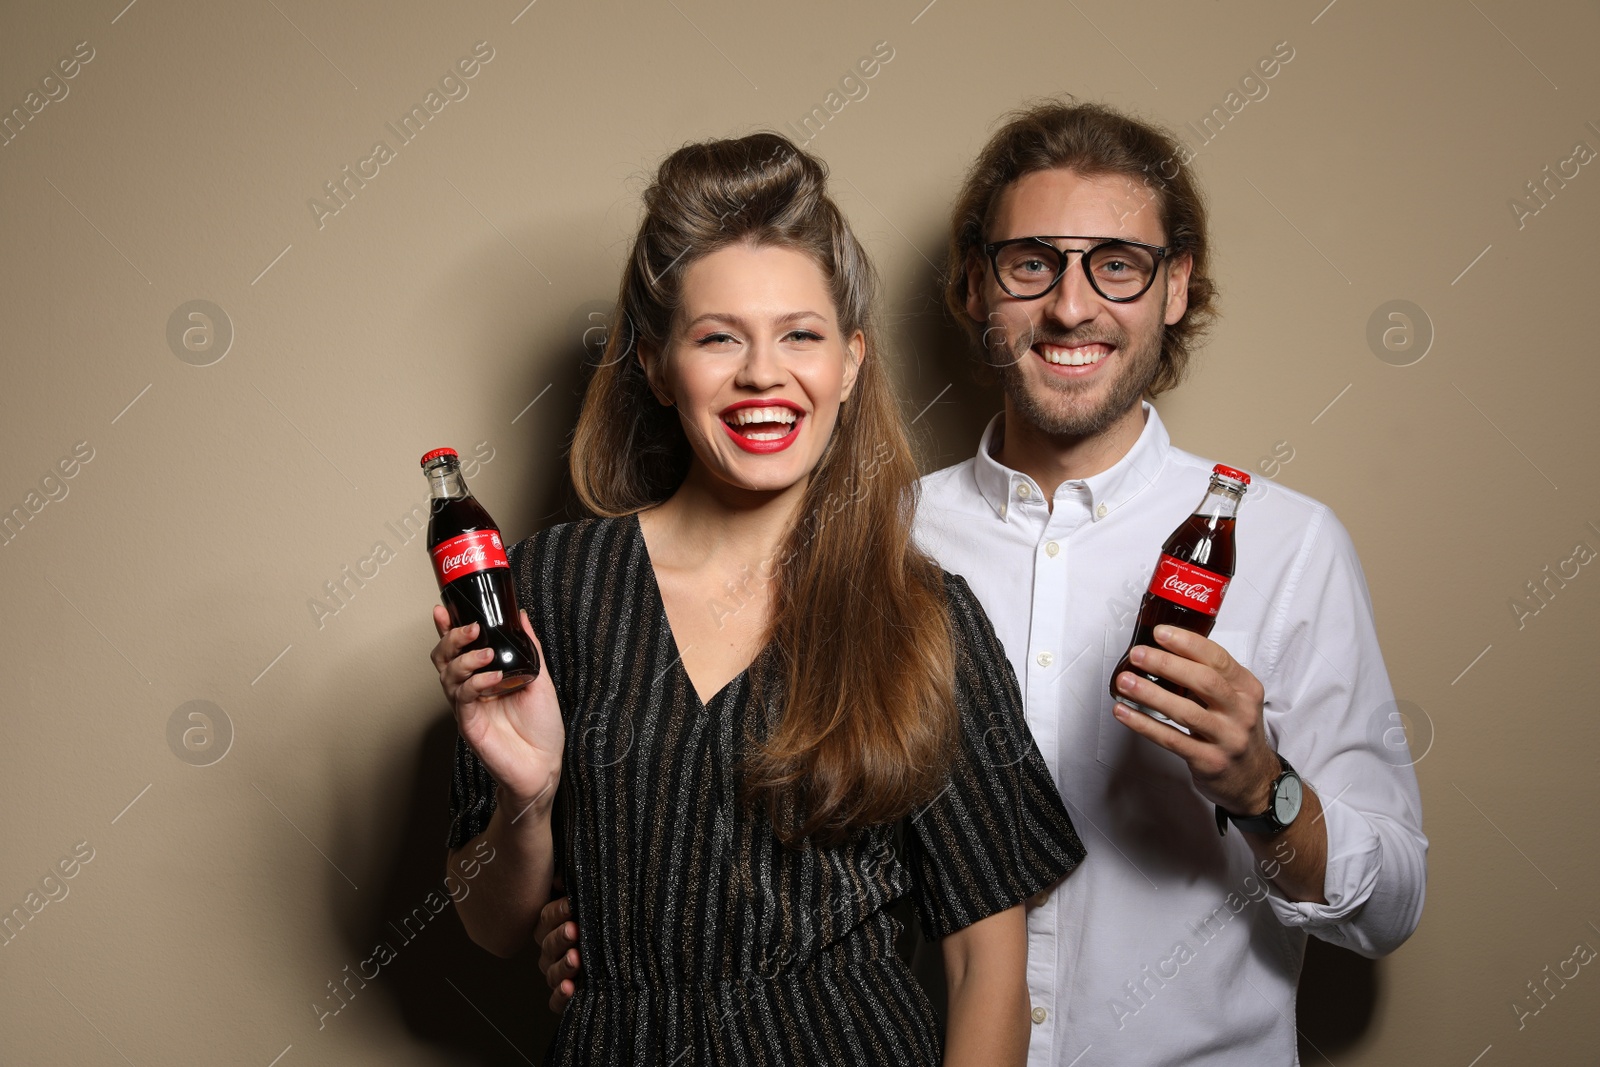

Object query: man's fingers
[1153,625,1239,679]
[1112,695,1207,763]
[1129,644,1227,708]
[1112,669,1226,743]
[548,979,574,1015]
[536,904,571,970]
[545,946,579,990]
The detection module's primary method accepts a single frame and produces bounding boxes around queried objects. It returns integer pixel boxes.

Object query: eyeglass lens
[994,240,1157,300]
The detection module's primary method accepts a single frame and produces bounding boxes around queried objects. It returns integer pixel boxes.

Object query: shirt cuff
[1267,791,1381,929]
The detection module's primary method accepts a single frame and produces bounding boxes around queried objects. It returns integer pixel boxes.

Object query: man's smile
[1033,341,1114,376]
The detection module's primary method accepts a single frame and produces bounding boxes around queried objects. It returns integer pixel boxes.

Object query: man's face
[965,168,1193,438]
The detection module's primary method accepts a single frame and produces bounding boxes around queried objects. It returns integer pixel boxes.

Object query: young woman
[430,133,1084,1066]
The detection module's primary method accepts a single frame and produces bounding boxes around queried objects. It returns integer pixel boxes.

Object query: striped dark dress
[447,513,1085,1065]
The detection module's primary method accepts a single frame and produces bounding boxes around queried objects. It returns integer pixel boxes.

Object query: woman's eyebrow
[683,310,828,331]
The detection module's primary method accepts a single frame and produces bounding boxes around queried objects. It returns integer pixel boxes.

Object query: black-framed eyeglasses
[981,235,1170,303]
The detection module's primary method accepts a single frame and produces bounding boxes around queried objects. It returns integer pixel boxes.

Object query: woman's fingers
[445,646,496,687]
[429,617,480,671]
[458,662,509,700]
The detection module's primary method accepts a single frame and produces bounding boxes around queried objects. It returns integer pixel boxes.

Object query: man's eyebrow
[682,310,828,331]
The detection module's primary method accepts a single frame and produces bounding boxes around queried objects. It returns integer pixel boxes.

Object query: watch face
[1274,774,1303,825]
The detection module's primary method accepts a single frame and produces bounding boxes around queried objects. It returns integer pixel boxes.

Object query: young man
[534,101,1426,1064]
[908,100,1426,1064]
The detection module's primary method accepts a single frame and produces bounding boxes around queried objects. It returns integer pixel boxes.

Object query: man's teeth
[1039,345,1109,366]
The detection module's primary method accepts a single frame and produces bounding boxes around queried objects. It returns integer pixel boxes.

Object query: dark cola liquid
[429,494,540,696]
[1111,514,1235,713]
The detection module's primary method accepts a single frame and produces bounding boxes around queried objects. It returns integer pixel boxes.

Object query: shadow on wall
[342,319,593,1062]
[898,244,1002,475]
[372,714,559,1063]
[1297,938,1379,1059]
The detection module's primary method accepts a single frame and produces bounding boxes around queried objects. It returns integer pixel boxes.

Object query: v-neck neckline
[629,511,774,711]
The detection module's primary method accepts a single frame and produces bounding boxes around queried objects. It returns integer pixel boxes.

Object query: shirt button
[1016,483,1031,499]
[1032,1006,1048,1024]
[1036,651,1054,667]
[1095,502,1108,518]
[1045,541,1059,557]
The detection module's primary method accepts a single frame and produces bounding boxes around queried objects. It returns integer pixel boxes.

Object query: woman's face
[644,242,863,496]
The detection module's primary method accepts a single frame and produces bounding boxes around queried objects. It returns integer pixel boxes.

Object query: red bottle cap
[1212,463,1251,485]
[420,447,459,467]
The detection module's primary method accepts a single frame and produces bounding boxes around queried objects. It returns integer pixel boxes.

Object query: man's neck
[992,398,1148,507]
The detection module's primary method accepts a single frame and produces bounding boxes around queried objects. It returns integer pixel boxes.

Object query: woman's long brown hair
[569,132,958,846]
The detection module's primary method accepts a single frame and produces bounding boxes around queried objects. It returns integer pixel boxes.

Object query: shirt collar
[972,400,1171,523]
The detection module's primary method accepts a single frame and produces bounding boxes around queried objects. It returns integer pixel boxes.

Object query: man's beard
[982,315,1163,439]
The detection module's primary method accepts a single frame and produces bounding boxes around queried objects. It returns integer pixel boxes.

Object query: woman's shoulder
[932,566,988,635]
[510,513,635,571]
[930,565,1021,694]
[507,515,640,651]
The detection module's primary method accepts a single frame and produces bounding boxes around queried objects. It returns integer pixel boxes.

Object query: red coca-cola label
[1147,554,1229,616]
[430,529,509,587]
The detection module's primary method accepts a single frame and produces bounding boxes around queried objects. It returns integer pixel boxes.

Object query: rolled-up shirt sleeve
[1261,508,1427,957]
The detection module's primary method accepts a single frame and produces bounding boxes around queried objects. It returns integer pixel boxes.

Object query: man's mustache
[984,321,1125,368]
[1023,329,1123,350]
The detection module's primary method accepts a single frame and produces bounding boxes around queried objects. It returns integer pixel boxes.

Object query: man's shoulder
[1163,440,1332,531]
[918,456,974,491]
[916,458,982,511]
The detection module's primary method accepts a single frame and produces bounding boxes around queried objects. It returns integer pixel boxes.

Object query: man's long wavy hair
[945,99,1219,396]
[569,132,958,846]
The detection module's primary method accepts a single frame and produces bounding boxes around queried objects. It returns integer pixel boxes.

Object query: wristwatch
[1215,753,1303,836]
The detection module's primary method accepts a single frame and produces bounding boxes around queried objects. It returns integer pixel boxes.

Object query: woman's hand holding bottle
[431,607,564,817]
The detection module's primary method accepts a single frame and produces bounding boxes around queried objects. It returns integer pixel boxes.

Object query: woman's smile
[719,398,806,453]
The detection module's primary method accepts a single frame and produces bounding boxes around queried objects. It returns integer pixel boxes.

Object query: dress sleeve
[444,531,550,852]
[901,570,1087,941]
[447,732,499,852]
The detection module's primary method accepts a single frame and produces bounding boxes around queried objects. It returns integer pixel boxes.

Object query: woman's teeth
[1039,344,1109,366]
[723,406,799,441]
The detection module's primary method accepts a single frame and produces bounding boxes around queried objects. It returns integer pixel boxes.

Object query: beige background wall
[2,0,1597,1063]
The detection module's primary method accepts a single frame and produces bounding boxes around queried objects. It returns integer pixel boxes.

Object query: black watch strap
[1215,753,1295,836]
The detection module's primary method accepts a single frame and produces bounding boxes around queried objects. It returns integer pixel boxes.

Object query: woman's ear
[840,330,865,403]
[637,341,674,407]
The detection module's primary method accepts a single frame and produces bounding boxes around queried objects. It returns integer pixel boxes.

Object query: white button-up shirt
[913,403,1427,1066]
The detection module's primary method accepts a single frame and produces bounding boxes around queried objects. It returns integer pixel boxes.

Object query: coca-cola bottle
[1110,464,1250,728]
[421,447,540,695]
